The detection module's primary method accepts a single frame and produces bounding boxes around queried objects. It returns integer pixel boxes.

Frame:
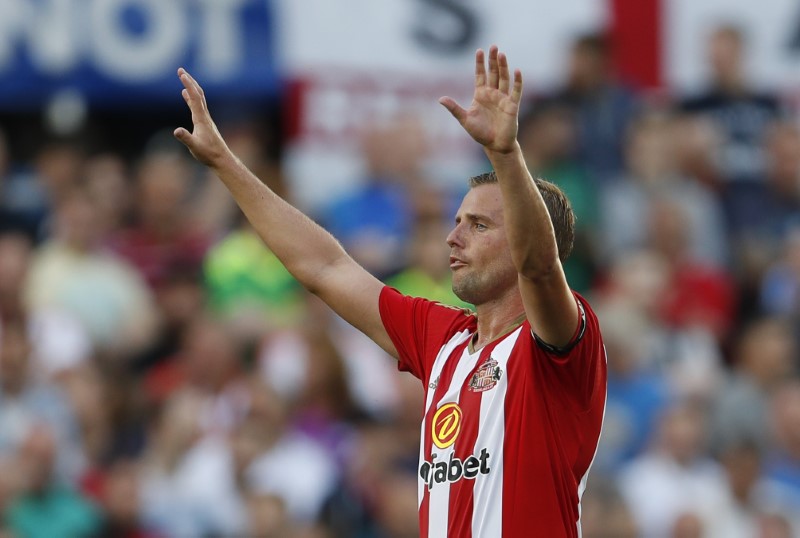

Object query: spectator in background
[601,109,729,270]
[0,128,38,239]
[1,139,85,241]
[594,251,674,375]
[0,230,32,323]
[65,367,122,499]
[205,214,306,338]
[94,459,164,538]
[287,321,365,461]
[140,377,336,536]
[579,478,638,538]
[618,401,729,538]
[109,141,211,291]
[130,259,206,375]
[245,493,314,538]
[708,437,799,538]
[23,186,159,359]
[711,317,797,455]
[321,375,423,537]
[672,113,724,190]
[370,471,420,538]
[594,299,672,471]
[385,190,471,308]
[0,315,86,484]
[647,198,735,346]
[552,32,640,183]
[321,115,434,279]
[239,379,338,527]
[758,513,797,538]
[765,381,800,504]
[0,229,94,381]
[595,243,722,419]
[681,24,783,185]
[519,101,600,292]
[4,425,101,538]
[144,314,249,435]
[741,123,800,313]
[724,120,800,242]
[139,389,246,537]
[82,153,134,240]
[761,227,800,319]
[681,24,784,273]
[257,292,401,421]
[142,378,335,537]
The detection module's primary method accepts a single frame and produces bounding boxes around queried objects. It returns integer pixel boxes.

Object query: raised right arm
[173,68,397,358]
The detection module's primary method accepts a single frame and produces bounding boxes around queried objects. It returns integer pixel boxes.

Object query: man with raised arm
[175,45,607,538]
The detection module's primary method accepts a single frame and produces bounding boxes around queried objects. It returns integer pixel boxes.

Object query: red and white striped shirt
[379,286,607,537]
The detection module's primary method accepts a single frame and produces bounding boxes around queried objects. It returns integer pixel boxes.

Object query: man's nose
[446,225,462,248]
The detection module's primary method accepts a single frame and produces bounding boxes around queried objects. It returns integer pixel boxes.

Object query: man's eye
[475,223,487,231]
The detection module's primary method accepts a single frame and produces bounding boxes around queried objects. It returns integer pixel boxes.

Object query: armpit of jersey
[532,298,587,356]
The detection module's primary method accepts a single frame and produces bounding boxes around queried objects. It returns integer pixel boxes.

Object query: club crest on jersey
[432,403,462,449]
[468,358,502,392]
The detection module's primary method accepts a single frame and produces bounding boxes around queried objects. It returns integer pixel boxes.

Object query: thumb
[173,127,192,147]
[439,97,468,125]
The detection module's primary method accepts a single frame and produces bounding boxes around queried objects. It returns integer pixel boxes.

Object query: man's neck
[472,291,526,352]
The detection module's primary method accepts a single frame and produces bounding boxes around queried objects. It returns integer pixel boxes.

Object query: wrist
[209,146,238,173]
[484,140,522,161]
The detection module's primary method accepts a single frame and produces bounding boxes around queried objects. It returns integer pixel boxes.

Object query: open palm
[173,68,229,169]
[440,46,523,154]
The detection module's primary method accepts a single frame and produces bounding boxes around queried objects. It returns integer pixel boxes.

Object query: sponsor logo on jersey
[419,448,491,491]
[432,403,462,449]
[468,358,502,392]
[429,375,440,390]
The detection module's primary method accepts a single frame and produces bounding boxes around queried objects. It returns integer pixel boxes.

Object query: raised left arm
[440,46,579,347]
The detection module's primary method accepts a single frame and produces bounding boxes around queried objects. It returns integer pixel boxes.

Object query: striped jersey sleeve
[379,286,476,382]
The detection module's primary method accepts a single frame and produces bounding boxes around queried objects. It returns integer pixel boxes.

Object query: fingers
[475,49,486,87]
[178,67,205,100]
[498,53,510,93]
[510,68,523,103]
[177,68,208,124]
[439,96,468,125]
[487,45,499,89]
[477,46,515,96]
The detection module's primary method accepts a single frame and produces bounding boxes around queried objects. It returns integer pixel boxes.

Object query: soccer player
[174,45,607,538]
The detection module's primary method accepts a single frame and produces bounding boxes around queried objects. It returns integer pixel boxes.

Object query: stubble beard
[452,261,518,307]
[452,269,490,306]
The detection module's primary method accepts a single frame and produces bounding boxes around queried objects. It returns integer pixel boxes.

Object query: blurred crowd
[0,24,800,538]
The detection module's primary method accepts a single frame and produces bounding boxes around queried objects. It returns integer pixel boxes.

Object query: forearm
[486,143,561,278]
[210,151,350,293]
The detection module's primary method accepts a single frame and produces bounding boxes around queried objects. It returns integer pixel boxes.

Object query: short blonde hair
[469,171,575,262]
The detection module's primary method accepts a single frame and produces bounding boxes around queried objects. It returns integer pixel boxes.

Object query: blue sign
[0,0,278,109]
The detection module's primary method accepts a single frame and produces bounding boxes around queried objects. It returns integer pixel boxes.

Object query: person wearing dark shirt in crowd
[552,32,640,183]
[681,24,782,185]
[109,143,211,291]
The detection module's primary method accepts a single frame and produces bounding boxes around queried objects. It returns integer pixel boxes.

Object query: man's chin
[452,282,474,305]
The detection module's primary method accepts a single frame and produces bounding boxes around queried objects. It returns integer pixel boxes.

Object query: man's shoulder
[379,286,476,344]
[382,286,474,316]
